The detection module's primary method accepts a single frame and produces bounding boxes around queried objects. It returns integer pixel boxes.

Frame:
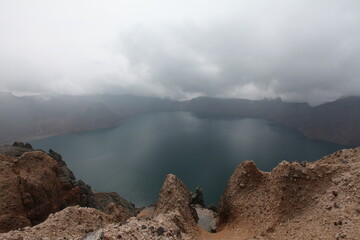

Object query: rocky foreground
[0,143,359,239]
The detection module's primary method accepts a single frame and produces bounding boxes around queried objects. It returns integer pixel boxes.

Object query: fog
[0,0,359,105]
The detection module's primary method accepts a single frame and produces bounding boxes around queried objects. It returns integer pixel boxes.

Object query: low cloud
[0,0,359,105]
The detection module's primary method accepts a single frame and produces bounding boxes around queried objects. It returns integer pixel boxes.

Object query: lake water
[30,111,344,207]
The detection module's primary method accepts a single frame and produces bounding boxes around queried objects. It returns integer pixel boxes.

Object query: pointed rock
[154,174,198,233]
[218,161,268,230]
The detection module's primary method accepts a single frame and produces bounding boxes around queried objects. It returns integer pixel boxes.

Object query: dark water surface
[30,111,344,206]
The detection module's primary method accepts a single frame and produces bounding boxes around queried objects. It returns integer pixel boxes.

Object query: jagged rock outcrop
[0,174,200,240]
[97,174,199,239]
[215,148,360,239]
[0,148,86,233]
[48,148,94,207]
[154,174,199,233]
[0,145,135,233]
[1,146,360,240]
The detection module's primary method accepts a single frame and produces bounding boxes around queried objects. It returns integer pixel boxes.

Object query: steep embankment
[0,144,359,239]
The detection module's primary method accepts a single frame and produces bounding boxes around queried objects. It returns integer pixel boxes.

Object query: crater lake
[30,111,344,206]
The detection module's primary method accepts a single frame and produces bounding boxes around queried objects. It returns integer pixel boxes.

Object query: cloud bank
[0,0,359,105]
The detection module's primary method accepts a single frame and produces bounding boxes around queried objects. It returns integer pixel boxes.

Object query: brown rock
[93,175,200,240]
[91,191,136,223]
[2,146,360,240]
[89,174,200,239]
[0,147,136,233]
[137,206,155,219]
[0,156,31,232]
[105,202,133,222]
[0,206,112,240]
[154,174,198,233]
[91,191,135,214]
[215,148,360,239]
[0,149,88,233]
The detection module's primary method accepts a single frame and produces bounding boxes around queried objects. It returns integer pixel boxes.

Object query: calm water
[30,111,344,206]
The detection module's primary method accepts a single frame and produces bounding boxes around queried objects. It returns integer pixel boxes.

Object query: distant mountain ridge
[182,96,360,146]
[0,93,359,146]
[0,93,123,144]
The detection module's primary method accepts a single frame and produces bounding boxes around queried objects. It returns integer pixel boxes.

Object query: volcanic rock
[1,146,360,240]
[87,174,199,240]
[0,149,86,233]
[215,148,360,239]
[0,146,135,233]
[0,206,112,240]
[154,174,199,233]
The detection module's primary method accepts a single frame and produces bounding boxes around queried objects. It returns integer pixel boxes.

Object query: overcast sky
[0,0,359,105]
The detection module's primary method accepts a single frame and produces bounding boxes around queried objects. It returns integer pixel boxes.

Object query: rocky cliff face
[0,144,135,234]
[1,145,360,239]
[0,148,85,232]
[1,174,199,240]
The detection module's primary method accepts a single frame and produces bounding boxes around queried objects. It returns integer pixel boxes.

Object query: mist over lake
[30,111,344,206]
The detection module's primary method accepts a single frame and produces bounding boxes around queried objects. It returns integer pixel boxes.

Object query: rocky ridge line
[213,148,360,239]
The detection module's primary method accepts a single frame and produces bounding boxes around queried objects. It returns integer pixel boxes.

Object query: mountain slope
[298,97,360,146]
[182,96,360,146]
[0,93,122,144]
[1,93,359,146]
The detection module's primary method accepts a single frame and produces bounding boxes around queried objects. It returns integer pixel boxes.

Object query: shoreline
[0,111,352,148]
[0,120,125,146]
